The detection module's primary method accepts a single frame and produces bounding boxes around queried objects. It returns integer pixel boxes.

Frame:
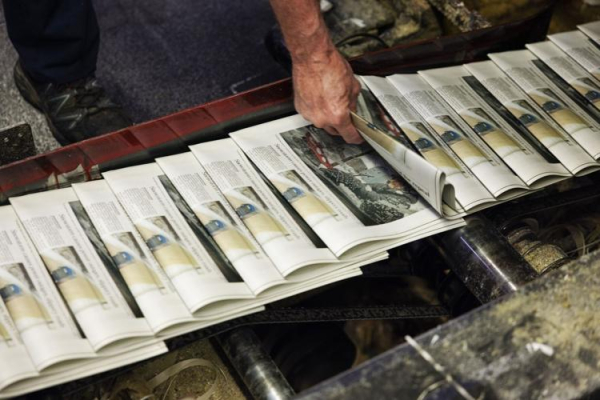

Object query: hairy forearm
[269,0,362,143]
[269,0,335,65]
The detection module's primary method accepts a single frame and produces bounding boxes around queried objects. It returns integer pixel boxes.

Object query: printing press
[1,2,600,399]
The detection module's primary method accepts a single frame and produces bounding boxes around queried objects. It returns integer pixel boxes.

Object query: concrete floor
[0,0,288,154]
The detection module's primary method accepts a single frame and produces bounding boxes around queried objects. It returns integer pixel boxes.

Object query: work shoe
[13,61,132,145]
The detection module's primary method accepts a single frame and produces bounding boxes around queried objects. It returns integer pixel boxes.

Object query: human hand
[292,48,363,144]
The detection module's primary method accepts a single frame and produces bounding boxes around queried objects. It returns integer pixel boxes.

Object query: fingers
[322,125,340,136]
[291,56,364,144]
[335,116,363,144]
[307,110,363,144]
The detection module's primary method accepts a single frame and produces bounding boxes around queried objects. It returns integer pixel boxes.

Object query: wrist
[288,23,337,66]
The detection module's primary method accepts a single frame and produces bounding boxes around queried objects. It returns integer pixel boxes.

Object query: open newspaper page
[579,21,600,46]
[102,164,272,318]
[10,188,155,351]
[0,206,96,370]
[0,340,168,399]
[550,30,600,86]
[350,79,451,215]
[0,300,37,391]
[386,74,529,200]
[361,75,498,213]
[72,181,197,334]
[419,66,571,188]
[488,50,600,162]
[465,61,600,175]
[527,41,600,119]
[230,115,464,258]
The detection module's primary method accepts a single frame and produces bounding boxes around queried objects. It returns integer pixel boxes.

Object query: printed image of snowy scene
[280,125,424,226]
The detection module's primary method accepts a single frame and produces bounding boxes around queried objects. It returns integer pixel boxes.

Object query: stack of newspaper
[360,22,600,218]
[2,21,600,398]
[0,110,462,396]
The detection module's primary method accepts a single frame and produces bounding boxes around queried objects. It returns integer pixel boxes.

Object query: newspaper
[10,189,155,351]
[488,50,600,163]
[102,164,269,317]
[72,181,197,333]
[386,74,529,200]
[230,116,465,258]
[0,151,373,397]
[350,80,452,215]
[578,20,600,46]
[551,30,600,123]
[362,75,502,214]
[465,61,600,175]
[0,206,96,370]
[527,40,600,119]
[155,153,375,319]
[419,65,571,188]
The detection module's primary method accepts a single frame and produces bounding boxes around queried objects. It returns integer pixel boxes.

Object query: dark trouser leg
[2,0,100,84]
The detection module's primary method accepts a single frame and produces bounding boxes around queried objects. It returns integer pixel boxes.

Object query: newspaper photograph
[387,74,529,200]
[362,75,500,212]
[419,65,571,188]
[466,61,600,175]
[489,50,600,162]
[190,140,345,275]
[73,180,196,333]
[0,207,96,370]
[280,125,422,225]
[231,115,465,258]
[227,186,291,243]
[157,154,268,267]
[102,164,260,314]
[10,188,154,351]
[157,175,245,284]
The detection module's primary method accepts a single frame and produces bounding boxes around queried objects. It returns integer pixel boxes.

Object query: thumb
[337,116,363,144]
